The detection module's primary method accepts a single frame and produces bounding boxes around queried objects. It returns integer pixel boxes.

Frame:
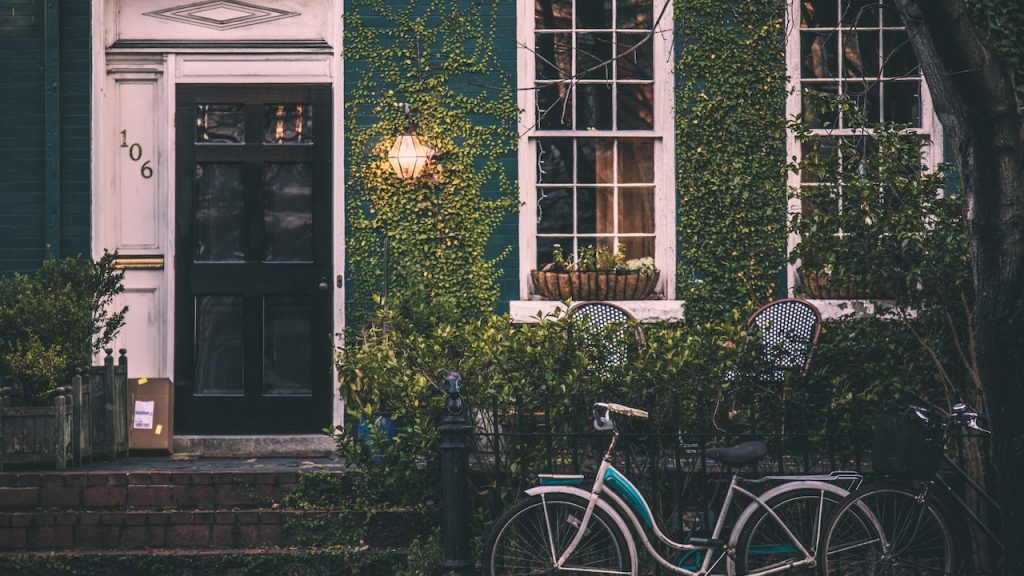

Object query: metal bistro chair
[743,299,823,469]
[747,298,822,385]
[566,302,645,378]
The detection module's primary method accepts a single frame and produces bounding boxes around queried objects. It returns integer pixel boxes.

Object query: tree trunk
[896,1,1024,573]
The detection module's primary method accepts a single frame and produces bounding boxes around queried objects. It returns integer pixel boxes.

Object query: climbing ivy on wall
[674,0,789,321]
[344,0,798,326]
[344,0,520,328]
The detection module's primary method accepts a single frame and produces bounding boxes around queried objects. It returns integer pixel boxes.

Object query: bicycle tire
[818,481,957,576]
[484,492,635,576]
[734,487,847,575]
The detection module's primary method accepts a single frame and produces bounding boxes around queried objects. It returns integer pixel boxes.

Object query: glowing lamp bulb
[387,131,431,179]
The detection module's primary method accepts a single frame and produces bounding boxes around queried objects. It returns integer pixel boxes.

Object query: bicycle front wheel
[484,492,635,576]
[819,482,957,575]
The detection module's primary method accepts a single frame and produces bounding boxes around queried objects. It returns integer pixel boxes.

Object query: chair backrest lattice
[566,302,642,374]
[747,298,822,380]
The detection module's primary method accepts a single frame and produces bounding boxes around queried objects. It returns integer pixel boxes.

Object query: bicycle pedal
[686,535,727,549]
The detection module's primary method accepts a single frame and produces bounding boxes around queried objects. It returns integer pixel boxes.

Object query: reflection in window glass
[616,33,653,79]
[616,0,652,29]
[264,163,313,262]
[264,105,313,144]
[798,0,924,129]
[195,295,244,395]
[532,0,655,133]
[264,296,312,396]
[194,163,245,262]
[536,139,656,265]
[196,104,245,144]
[535,0,572,29]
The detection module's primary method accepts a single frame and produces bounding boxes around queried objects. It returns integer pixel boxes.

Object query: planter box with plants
[531,246,660,301]
[0,251,127,469]
[0,385,73,469]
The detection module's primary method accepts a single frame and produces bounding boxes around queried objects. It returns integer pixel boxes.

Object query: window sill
[804,299,898,320]
[509,300,685,323]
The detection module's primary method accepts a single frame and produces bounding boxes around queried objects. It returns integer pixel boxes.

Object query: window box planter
[798,268,899,300]
[530,270,660,301]
[0,387,74,470]
[798,268,856,299]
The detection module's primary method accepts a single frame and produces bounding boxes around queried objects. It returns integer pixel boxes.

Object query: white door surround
[91,0,346,438]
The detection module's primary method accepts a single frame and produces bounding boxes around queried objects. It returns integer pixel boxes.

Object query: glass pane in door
[264,104,314,144]
[194,295,245,395]
[196,104,245,143]
[264,163,313,262]
[194,163,246,262]
[264,296,312,396]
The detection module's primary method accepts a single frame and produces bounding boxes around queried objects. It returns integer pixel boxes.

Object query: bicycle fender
[525,485,639,573]
[726,480,851,576]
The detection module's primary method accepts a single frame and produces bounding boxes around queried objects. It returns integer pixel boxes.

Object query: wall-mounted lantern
[387,103,432,179]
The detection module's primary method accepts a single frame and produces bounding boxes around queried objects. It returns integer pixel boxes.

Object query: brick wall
[0,0,91,275]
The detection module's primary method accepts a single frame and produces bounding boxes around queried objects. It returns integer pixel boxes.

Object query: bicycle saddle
[705,441,767,467]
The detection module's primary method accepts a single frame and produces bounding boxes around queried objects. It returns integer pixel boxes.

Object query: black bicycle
[817,402,1003,575]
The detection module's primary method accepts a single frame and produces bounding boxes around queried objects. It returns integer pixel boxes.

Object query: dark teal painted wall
[342,0,521,312]
[489,0,520,308]
[0,1,91,275]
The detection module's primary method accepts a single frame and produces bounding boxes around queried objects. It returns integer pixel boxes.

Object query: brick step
[0,508,420,551]
[0,470,303,510]
[0,547,406,576]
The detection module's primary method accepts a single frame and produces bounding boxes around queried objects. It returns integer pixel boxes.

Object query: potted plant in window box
[531,245,660,301]
[0,252,126,469]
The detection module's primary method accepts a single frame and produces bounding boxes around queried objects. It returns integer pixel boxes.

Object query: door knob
[318,279,329,291]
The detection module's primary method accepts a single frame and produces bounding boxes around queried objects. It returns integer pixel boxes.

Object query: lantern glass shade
[387,132,431,179]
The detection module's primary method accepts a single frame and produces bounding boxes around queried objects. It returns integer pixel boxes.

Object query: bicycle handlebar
[907,401,990,434]
[594,402,648,419]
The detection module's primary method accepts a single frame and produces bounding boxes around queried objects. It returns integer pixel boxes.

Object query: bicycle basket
[872,411,944,481]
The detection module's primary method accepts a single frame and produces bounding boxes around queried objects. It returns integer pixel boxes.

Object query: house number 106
[120,130,153,179]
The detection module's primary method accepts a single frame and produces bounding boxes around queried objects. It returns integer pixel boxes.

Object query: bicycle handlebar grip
[594,402,649,419]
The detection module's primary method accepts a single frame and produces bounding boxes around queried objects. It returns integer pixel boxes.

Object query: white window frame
[784,0,943,305]
[516,0,677,302]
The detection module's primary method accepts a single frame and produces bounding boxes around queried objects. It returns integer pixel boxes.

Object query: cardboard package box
[129,378,173,452]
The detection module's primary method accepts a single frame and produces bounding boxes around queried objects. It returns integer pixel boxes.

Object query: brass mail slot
[112,255,164,270]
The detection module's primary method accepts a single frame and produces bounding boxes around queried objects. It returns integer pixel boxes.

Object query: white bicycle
[484,402,864,575]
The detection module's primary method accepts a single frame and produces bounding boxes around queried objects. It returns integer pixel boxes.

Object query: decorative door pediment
[111,0,332,48]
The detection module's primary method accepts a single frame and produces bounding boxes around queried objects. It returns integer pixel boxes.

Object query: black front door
[175,84,333,434]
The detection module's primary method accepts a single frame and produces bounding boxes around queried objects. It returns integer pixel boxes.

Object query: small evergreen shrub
[0,251,126,401]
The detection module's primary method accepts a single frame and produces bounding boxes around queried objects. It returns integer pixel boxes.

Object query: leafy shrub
[336,305,761,487]
[790,102,977,410]
[0,251,126,401]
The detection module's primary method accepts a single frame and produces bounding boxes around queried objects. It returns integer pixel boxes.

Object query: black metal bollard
[439,371,473,574]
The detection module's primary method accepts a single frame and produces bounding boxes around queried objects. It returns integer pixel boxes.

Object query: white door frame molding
[91,0,346,430]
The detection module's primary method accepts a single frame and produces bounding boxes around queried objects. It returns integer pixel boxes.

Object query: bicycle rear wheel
[484,492,635,575]
[819,482,957,575]
[734,487,846,575]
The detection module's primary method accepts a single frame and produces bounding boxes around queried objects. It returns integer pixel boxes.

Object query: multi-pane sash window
[520,0,674,298]
[798,0,926,128]
[785,0,941,292]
